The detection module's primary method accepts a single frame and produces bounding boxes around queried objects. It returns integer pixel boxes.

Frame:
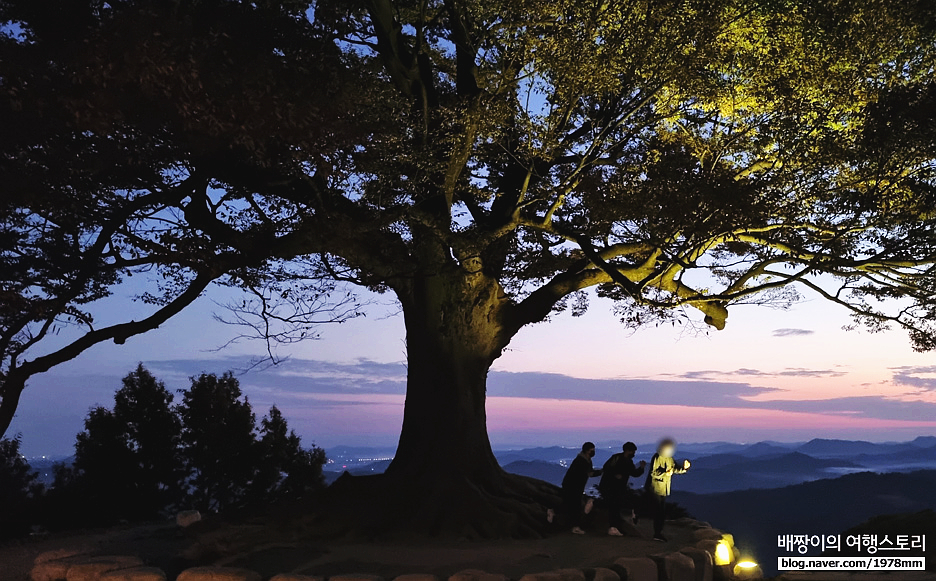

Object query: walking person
[550,442,602,534]
[645,438,690,542]
[599,441,646,536]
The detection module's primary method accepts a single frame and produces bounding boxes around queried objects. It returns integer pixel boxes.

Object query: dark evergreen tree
[67,365,184,521]
[73,406,138,522]
[177,372,258,512]
[40,461,86,531]
[252,405,325,501]
[113,364,184,513]
[0,434,41,539]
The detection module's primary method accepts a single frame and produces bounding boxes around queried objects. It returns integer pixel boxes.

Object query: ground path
[0,516,704,580]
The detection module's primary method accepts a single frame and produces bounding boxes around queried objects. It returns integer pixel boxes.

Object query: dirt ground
[0,515,702,581]
[221,518,700,579]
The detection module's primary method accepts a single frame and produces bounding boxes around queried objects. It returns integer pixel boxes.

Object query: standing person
[552,442,602,534]
[645,438,690,542]
[599,441,647,536]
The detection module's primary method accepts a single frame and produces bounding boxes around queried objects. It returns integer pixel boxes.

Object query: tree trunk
[387,268,507,484]
[324,266,559,537]
[0,376,25,438]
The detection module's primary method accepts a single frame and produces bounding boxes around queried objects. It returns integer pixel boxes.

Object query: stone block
[585,568,619,581]
[176,511,202,528]
[691,529,722,542]
[329,575,385,581]
[518,570,585,581]
[66,556,145,581]
[649,553,694,581]
[175,567,261,581]
[611,558,657,581]
[393,575,439,581]
[448,570,508,581]
[99,567,167,581]
[678,547,713,581]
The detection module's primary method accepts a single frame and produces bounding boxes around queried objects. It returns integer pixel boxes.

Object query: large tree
[4,0,936,535]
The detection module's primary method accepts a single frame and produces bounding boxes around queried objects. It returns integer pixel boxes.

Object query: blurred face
[660,445,675,458]
[624,449,636,459]
[587,447,596,458]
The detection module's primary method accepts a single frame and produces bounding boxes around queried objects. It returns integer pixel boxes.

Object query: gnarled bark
[324,266,560,538]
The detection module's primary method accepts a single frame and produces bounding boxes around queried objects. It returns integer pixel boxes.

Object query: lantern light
[714,540,732,566]
[732,560,763,579]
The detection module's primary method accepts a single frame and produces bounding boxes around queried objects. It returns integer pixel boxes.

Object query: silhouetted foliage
[21,366,325,535]
[39,462,88,532]
[62,365,185,523]
[178,372,260,512]
[114,365,184,513]
[73,406,139,523]
[0,434,41,539]
[250,405,322,501]
[175,372,326,511]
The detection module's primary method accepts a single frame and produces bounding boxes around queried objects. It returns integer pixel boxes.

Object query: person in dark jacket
[553,442,602,534]
[598,441,646,536]
[644,438,690,542]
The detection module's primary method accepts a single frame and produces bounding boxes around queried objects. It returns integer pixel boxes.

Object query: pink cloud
[485,397,936,431]
[273,393,936,442]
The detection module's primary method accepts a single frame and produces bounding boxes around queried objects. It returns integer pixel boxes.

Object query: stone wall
[29,522,755,581]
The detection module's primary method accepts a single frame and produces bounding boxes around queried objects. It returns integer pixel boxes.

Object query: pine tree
[0,434,41,539]
[253,405,325,501]
[177,372,258,512]
[113,364,184,513]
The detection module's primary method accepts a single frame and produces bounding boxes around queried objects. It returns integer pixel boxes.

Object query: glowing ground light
[733,560,763,579]
[714,541,732,566]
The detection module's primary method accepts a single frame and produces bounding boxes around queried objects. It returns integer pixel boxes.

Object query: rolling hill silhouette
[672,469,936,575]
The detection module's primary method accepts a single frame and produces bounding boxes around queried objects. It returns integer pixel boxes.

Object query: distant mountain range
[837,509,934,571]
[796,438,923,457]
[673,452,863,494]
[501,442,936,576]
[672,470,936,575]
[500,460,569,486]
[323,436,936,489]
[496,437,936,494]
[37,436,936,490]
[494,446,580,465]
[28,456,73,486]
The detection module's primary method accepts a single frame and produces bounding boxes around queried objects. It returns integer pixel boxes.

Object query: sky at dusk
[9,273,936,457]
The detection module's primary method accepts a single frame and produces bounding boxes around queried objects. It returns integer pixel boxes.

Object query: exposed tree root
[182,472,565,566]
[304,470,563,540]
